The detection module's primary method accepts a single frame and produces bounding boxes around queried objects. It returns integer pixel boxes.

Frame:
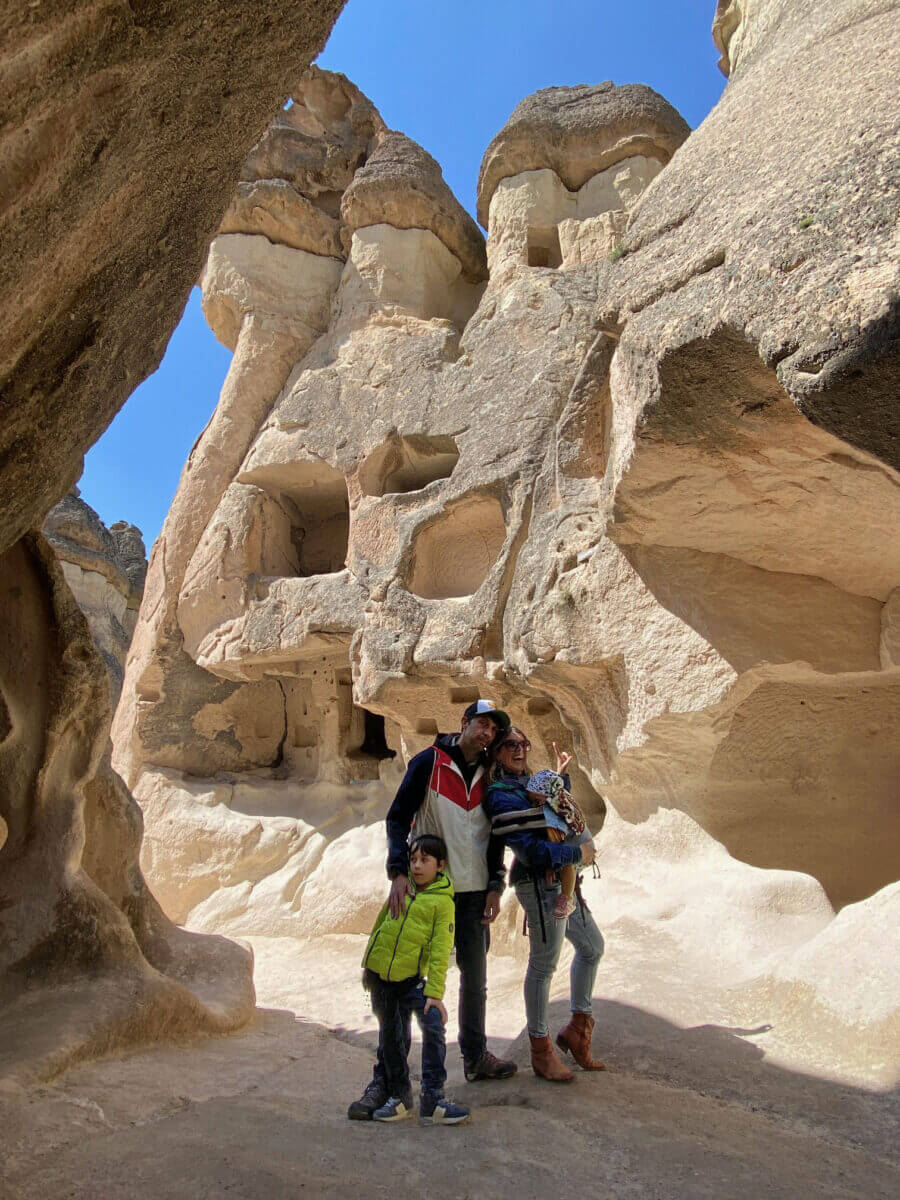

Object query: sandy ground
[2,931,898,1200]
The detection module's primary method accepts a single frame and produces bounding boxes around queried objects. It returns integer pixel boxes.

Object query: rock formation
[43,489,147,703]
[0,534,254,1085]
[0,0,347,550]
[114,0,898,1079]
[0,2,346,1082]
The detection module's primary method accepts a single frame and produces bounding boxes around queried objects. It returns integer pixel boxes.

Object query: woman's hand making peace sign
[552,740,572,775]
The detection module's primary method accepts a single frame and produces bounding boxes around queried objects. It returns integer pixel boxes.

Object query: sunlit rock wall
[0,1,346,1083]
[116,2,899,1069]
[43,489,147,704]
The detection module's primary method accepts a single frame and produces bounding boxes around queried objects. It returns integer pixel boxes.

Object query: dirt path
[3,980,897,1200]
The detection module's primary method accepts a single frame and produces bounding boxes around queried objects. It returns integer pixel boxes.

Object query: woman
[484,728,605,1082]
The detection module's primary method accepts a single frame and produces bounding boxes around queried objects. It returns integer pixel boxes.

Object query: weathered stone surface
[115,3,898,1080]
[486,162,659,276]
[881,588,900,668]
[108,519,148,597]
[0,1,346,554]
[43,489,147,702]
[201,233,344,352]
[0,535,253,1085]
[0,1,344,1081]
[607,663,899,908]
[219,180,346,259]
[342,131,488,280]
[221,68,385,259]
[613,0,899,469]
[477,82,690,226]
[242,68,383,199]
[4,942,899,1200]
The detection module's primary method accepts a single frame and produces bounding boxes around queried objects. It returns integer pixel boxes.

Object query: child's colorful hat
[525,770,565,802]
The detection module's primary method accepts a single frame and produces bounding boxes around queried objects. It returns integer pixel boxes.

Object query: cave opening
[409,495,506,600]
[358,434,460,498]
[527,225,562,268]
[239,459,350,577]
[358,709,396,760]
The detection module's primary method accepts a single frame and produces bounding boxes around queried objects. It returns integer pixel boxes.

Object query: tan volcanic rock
[0,535,253,1085]
[479,84,687,277]
[476,82,690,227]
[221,68,385,258]
[342,131,488,281]
[112,71,391,795]
[43,489,147,703]
[115,2,898,1080]
[219,181,346,259]
[607,663,900,909]
[242,68,383,199]
[0,3,346,554]
[0,2,345,1081]
[614,1,899,470]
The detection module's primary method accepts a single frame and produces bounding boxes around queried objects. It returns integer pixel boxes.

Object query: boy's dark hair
[409,833,448,864]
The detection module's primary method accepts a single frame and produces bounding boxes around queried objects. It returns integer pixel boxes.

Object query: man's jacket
[386,734,505,893]
[362,871,455,999]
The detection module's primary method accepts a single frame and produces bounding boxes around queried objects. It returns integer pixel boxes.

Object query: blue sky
[80,0,725,549]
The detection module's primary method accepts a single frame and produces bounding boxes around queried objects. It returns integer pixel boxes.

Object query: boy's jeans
[366,969,446,1100]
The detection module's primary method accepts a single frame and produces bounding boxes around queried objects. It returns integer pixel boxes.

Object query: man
[348,700,517,1120]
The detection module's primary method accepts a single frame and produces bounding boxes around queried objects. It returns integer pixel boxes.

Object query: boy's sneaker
[463,1049,518,1081]
[419,1093,470,1126]
[373,1095,414,1123]
[347,1082,388,1120]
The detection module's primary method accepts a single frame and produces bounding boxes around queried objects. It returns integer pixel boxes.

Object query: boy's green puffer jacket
[362,872,455,999]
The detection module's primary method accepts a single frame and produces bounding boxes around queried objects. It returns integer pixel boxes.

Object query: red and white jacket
[386,734,503,894]
[413,746,491,892]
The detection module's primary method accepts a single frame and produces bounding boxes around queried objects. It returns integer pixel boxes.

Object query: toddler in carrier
[525,768,590,919]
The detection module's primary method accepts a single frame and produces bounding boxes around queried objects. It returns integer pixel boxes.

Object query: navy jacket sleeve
[486,830,507,894]
[483,782,583,872]
[385,747,435,878]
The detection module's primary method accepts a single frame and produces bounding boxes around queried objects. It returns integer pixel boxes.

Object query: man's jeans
[514,878,604,1038]
[366,970,446,1100]
[453,889,490,1066]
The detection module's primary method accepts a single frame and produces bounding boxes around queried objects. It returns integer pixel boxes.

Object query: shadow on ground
[3,995,897,1200]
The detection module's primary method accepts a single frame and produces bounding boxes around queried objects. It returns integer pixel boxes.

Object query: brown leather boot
[556,1011,606,1071]
[529,1034,575,1082]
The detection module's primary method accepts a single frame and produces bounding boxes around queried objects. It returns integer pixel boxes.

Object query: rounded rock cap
[242,67,383,197]
[477,82,690,227]
[220,68,384,258]
[341,131,487,282]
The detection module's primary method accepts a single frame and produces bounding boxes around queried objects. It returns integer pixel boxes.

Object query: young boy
[360,834,470,1125]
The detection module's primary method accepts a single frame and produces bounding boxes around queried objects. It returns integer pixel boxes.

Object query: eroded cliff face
[0,0,347,553]
[43,489,147,703]
[0,535,254,1085]
[115,1,898,1070]
[0,2,346,1082]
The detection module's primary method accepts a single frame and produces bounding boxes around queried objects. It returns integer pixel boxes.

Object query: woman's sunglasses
[499,737,531,751]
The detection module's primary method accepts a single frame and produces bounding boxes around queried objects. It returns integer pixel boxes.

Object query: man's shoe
[419,1093,471,1126]
[373,1095,414,1122]
[463,1049,518,1081]
[347,1082,388,1120]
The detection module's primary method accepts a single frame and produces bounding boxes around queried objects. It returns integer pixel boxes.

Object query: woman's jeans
[365,969,447,1101]
[514,878,605,1038]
